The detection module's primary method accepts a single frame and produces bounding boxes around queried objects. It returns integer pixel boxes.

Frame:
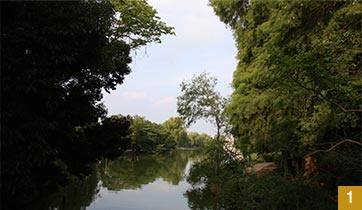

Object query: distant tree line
[129,115,212,154]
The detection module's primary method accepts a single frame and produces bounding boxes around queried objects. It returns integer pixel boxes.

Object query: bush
[185,142,336,210]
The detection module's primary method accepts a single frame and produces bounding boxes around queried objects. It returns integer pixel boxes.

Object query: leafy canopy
[177,73,228,140]
[112,0,175,49]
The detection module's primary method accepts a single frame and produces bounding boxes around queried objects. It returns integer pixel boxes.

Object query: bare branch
[304,139,362,158]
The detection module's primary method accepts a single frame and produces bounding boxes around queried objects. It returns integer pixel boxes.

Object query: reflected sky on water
[86,151,197,210]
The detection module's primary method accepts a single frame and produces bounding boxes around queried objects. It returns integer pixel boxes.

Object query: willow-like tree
[177,73,228,141]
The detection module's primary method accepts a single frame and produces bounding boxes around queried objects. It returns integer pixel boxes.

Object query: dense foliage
[210,0,361,184]
[129,116,212,154]
[162,117,213,148]
[183,1,362,209]
[1,0,173,207]
[130,116,176,153]
[186,144,334,210]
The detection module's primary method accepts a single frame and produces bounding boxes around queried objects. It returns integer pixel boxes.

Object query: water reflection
[29,170,99,210]
[29,149,203,210]
[88,149,202,210]
[99,149,197,191]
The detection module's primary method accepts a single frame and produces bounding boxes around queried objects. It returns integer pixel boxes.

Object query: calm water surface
[33,149,202,210]
[87,161,194,210]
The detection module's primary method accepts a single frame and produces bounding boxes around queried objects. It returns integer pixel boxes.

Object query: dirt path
[252,162,277,173]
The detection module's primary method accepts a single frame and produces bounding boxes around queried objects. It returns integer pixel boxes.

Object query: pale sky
[102,0,237,135]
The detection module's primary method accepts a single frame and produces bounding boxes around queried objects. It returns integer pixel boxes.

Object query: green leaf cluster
[112,0,175,49]
[130,115,177,154]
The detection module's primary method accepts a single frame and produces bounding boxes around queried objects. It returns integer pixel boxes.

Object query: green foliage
[1,0,173,206]
[188,132,214,148]
[187,172,335,210]
[112,0,175,48]
[177,73,228,141]
[130,116,176,154]
[129,116,212,153]
[162,117,189,147]
[203,1,362,208]
[212,0,361,183]
[186,143,335,210]
[162,117,213,148]
[209,0,249,30]
[131,116,212,153]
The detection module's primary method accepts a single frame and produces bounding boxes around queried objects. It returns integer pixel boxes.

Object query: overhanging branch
[304,139,362,158]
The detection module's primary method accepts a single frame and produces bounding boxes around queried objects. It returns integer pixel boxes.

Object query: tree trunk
[280,150,289,173]
[217,126,220,142]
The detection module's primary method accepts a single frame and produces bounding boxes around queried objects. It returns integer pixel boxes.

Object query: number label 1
[347,190,352,204]
[338,186,362,209]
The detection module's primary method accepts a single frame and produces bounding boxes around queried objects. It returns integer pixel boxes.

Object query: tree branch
[304,139,362,158]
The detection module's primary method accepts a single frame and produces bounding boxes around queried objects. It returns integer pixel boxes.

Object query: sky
[102,0,237,135]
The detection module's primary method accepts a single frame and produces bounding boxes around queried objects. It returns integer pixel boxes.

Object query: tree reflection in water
[29,169,99,210]
[99,149,200,190]
[28,149,204,210]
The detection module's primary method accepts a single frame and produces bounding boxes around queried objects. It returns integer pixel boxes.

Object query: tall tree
[210,0,361,184]
[1,0,174,206]
[177,73,228,141]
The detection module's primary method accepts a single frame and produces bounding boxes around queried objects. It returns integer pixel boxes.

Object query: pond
[31,149,203,210]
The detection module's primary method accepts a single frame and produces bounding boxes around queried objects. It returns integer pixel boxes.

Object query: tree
[112,0,175,49]
[129,116,176,154]
[162,117,189,147]
[188,132,213,148]
[86,115,132,159]
[211,0,361,185]
[1,0,174,206]
[177,73,228,141]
